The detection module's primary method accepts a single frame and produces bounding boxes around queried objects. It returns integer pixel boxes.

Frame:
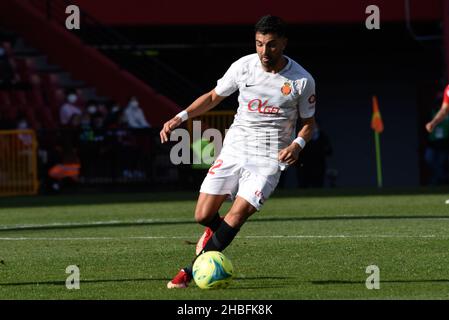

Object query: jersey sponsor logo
[247,99,280,115]
[308,94,316,104]
[281,82,292,96]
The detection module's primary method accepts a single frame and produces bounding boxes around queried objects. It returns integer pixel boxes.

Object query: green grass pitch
[0,188,448,300]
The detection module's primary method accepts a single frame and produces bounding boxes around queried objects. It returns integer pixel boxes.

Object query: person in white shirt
[59,91,82,126]
[160,15,316,288]
[123,96,151,128]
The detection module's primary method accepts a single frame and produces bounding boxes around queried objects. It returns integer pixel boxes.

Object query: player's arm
[160,89,226,143]
[426,102,449,133]
[278,116,315,165]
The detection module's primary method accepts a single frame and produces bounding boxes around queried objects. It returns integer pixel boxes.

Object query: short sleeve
[298,76,316,119]
[443,85,449,105]
[214,60,241,97]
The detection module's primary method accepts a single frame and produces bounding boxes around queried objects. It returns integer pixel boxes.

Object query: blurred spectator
[424,92,449,185]
[16,114,29,130]
[83,100,107,135]
[104,100,126,129]
[85,100,99,116]
[47,148,81,192]
[0,47,18,88]
[123,96,151,128]
[16,114,33,146]
[68,113,81,129]
[60,90,82,126]
[91,112,105,130]
[97,101,109,118]
[297,121,333,188]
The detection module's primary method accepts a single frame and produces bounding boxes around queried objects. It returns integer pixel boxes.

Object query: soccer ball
[192,251,234,289]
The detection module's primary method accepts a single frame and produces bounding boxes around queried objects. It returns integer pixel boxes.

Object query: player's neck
[263,56,288,74]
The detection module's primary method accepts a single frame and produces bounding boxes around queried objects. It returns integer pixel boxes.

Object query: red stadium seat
[38,106,57,129]
[14,57,37,82]
[47,88,65,120]
[1,105,18,123]
[24,108,40,129]
[10,90,28,106]
[27,88,45,107]
[0,91,12,106]
[41,73,60,90]
[74,88,85,109]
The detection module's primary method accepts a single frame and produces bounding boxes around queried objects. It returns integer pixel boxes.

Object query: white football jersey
[214,53,316,171]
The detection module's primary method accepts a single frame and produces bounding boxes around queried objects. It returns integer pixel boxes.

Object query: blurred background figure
[0,46,17,88]
[104,100,125,129]
[123,96,151,128]
[424,89,449,185]
[296,121,333,188]
[60,89,82,127]
[16,113,33,146]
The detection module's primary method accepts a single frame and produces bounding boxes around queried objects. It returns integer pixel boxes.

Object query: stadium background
[0,0,448,193]
[1,0,449,303]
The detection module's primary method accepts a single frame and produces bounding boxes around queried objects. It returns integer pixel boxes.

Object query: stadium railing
[0,129,39,196]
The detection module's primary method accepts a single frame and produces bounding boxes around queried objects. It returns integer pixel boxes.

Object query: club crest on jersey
[281,82,292,96]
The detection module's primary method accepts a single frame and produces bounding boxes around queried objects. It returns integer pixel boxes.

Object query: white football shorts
[199,154,282,211]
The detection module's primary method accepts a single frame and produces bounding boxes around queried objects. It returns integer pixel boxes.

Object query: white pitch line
[0,234,445,241]
[1,215,449,231]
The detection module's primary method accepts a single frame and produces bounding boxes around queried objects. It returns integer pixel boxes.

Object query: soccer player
[160,15,316,288]
[426,84,449,133]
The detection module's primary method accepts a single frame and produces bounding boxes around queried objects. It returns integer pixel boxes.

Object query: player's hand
[160,116,183,143]
[278,143,301,165]
[425,122,434,133]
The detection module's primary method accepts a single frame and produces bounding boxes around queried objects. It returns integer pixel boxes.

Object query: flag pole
[371,95,383,188]
[374,131,383,188]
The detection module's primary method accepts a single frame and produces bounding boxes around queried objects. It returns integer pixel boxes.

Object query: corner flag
[371,96,384,133]
[371,95,383,188]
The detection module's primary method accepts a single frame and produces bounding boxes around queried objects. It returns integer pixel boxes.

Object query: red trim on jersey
[444,85,449,105]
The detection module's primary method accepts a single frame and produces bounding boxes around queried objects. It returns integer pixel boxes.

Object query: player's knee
[194,208,213,226]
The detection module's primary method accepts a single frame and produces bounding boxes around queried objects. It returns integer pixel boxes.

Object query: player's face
[255,32,287,69]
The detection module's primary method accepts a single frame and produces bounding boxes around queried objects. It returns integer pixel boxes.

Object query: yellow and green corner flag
[371,96,384,187]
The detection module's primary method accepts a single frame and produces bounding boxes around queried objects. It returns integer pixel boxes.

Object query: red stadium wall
[72,0,442,25]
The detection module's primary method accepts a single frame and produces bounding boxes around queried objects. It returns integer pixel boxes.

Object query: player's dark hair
[254,15,287,38]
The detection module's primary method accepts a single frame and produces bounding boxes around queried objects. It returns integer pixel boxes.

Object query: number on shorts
[208,159,223,175]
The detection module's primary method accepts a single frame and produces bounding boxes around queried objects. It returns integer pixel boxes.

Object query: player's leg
[168,155,238,289]
[168,156,242,289]
[167,193,228,289]
[168,196,256,289]
[194,192,228,254]
[199,195,256,253]
[200,167,281,254]
[193,156,239,254]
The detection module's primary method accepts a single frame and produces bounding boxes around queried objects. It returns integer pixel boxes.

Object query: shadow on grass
[1,186,448,209]
[312,279,449,285]
[1,215,448,232]
[0,276,291,288]
[0,278,169,287]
